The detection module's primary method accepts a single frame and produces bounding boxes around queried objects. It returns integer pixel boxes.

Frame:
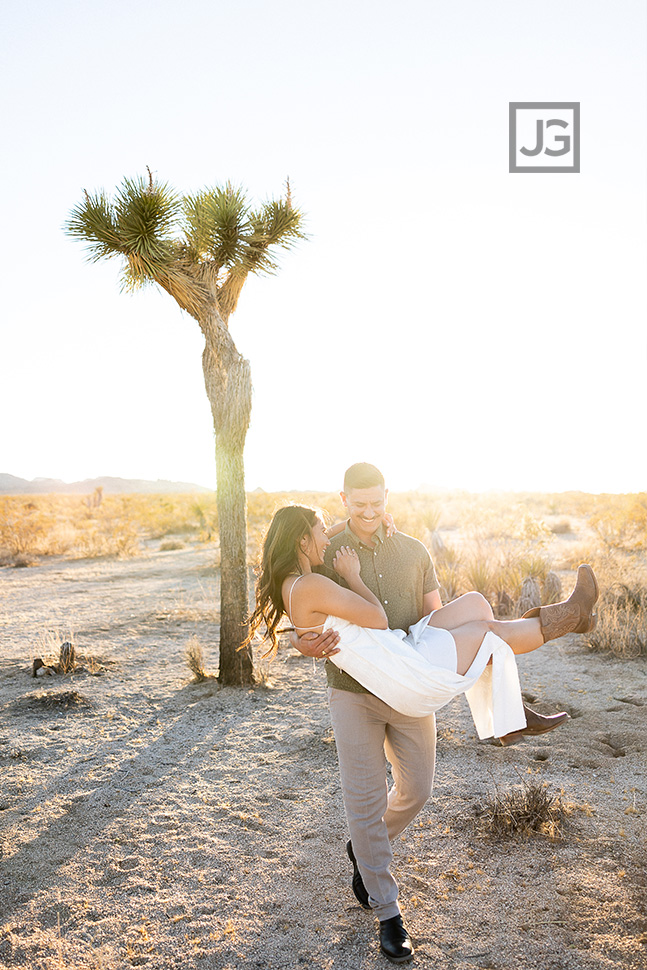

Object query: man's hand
[288,628,341,658]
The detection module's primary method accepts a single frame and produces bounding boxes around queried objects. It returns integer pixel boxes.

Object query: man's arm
[423,589,443,614]
[289,627,341,658]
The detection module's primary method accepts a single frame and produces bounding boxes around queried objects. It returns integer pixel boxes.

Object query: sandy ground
[0,543,646,970]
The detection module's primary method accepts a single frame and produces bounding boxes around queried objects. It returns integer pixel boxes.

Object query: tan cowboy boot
[522,564,599,643]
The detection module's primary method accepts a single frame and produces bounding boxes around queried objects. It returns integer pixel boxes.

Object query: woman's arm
[325,520,346,539]
[331,546,386,615]
[293,570,388,630]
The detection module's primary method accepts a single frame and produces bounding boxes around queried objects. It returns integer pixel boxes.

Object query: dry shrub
[192,501,218,541]
[386,494,443,538]
[550,518,572,534]
[464,554,495,600]
[13,690,91,712]
[0,500,55,561]
[418,503,443,534]
[0,493,223,564]
[3,490,645,592]
[493,561,525,613]
[475,779,565,838]
[589,496,647,552]
[36,630,73,668]
[584,582,647,658]
[437,562,461,603]
[160,539,185,551]
[554,541,602,572]
[185,636,212,681]
[77,511,141,558]
[436,539,460,567]
[429,530,446,559]
[516,552,551,581]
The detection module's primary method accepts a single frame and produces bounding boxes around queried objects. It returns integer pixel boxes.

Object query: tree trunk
[215,433,254,686]
[201,312,254,686]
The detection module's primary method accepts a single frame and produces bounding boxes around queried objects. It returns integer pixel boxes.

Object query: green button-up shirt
[323,522,440,693]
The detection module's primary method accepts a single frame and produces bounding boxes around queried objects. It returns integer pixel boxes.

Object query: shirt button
[379,574,382,578]
[384,600,388,604]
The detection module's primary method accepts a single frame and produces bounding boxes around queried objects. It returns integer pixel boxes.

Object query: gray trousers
[328,688,436,921]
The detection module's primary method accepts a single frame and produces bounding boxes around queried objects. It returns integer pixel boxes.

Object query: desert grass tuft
[437,562,461,603]
[474,778,565,838]
[185,636,213,681]
[584,582,647,658]
[463,554,495,601]
[160,539,186,551]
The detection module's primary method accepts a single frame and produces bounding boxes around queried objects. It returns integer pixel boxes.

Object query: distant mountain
[0,474,213,495]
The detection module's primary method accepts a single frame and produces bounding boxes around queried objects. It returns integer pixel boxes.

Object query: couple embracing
[248,463,599,964]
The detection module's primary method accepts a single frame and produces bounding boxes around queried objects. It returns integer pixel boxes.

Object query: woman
[247,505,599,740]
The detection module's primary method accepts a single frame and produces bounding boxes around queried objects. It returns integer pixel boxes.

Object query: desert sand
[1,542,645,969]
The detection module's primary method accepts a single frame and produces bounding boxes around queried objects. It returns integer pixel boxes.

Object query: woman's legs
[427,591,494,627]
[489,617,544,654]
[427,592,544,675]
[442,618,543,676]
[428,564,599,672]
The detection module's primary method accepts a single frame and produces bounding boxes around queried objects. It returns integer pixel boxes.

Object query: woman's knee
[462,591,493,620]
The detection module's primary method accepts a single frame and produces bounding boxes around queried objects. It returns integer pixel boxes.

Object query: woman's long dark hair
[246,505,320,658]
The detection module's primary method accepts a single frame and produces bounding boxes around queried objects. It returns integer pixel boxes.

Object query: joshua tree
[65,170,305,685]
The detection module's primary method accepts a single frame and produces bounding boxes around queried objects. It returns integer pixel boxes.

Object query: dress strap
[288,574,304,627]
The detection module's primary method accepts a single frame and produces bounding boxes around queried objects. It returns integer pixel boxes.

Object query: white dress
[323,613,527,740]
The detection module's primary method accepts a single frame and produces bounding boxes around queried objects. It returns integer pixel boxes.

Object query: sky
[1,0,645,494]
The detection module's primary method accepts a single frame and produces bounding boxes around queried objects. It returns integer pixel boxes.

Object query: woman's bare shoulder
[282,572,335,596]
[294,573,337,591]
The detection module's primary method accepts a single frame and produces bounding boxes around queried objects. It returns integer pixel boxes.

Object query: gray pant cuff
[372,900,401,922]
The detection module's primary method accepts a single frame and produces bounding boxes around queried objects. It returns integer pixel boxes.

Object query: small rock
[33,658,55,677]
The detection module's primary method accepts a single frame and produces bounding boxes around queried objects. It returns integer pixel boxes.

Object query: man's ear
[384,488,389,506]
[340,490,348,508]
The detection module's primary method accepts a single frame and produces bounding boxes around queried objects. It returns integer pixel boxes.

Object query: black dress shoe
[346,840,371,909]
[499,704,570,746]
[379,915,414,963]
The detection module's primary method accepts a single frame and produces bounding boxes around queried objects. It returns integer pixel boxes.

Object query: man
[296,463,567,963]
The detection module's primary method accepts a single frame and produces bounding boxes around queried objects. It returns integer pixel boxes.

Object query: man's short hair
[343,462,385,492]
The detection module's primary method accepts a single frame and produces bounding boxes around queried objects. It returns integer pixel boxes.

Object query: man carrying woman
[248,463,598,963]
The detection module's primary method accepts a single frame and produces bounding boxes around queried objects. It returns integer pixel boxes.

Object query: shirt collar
[344,520,386,549]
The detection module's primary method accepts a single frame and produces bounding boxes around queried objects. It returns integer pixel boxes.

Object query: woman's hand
[332,546,361,582]
[383,513,397,538]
